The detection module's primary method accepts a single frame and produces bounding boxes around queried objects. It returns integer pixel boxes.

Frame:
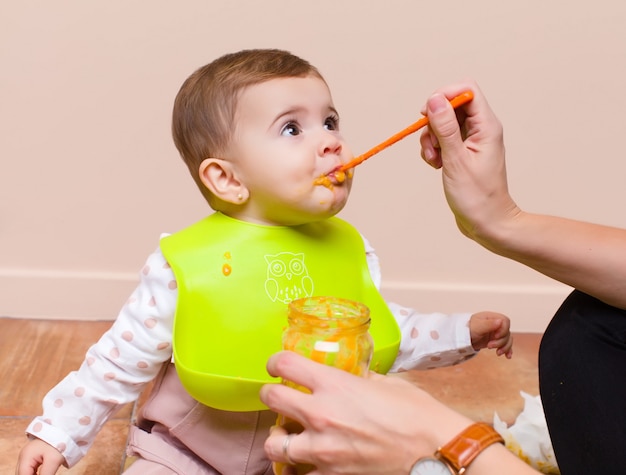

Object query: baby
[17,49,513,475]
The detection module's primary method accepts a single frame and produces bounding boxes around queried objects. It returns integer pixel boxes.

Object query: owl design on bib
[264,252,314,303]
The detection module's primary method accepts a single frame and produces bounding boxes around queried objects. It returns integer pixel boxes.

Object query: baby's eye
[324,115,339,131]
[281,122,301,136]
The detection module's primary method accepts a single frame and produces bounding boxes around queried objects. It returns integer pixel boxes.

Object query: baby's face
[226,75,353,226]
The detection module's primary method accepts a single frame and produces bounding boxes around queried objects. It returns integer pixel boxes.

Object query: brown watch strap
[436,422,504,472]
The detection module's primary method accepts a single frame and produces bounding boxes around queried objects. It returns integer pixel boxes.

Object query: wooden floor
[0,316,542,474]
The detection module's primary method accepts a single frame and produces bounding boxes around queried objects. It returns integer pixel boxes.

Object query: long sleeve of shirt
[25,246,177,467]
[26,234,475,467]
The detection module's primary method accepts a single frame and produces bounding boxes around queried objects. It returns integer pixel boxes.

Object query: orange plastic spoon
[337,90,474,173]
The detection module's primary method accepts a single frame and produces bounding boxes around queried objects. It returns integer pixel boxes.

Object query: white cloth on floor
[493,391,560,474]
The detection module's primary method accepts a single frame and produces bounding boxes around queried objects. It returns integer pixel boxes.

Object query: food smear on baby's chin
[313,175,334,189]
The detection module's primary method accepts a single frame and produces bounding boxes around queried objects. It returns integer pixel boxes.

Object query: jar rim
[288,296,370,323]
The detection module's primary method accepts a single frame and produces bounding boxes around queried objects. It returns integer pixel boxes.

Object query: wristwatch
[409,422,504,475]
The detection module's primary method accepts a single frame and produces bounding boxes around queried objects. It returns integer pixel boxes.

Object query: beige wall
[2,1,626,332]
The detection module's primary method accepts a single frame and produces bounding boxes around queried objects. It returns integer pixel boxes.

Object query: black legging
[539,290,626,474]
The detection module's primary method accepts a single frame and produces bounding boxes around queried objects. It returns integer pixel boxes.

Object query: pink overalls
[125,362,276,474]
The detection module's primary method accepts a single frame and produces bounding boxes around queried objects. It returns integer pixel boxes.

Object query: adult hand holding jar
[260,351,536,475]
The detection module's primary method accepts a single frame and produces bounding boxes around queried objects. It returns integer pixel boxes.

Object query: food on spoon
[334,170,346,183]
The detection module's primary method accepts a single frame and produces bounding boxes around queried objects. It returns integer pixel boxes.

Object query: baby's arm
[17,245,177,472]
[388,302,476,372]
[362,235,512,371]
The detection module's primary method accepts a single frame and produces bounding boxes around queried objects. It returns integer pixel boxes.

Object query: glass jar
[274,296,373,475]
[283,296,373,380]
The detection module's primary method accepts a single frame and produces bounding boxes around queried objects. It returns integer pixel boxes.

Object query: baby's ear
[198,158,248,204]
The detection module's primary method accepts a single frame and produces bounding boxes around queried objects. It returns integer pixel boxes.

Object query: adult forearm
[476,210,626,309]
[467,443,539,475]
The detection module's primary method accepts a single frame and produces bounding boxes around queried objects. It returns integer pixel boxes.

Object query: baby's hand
[469,311,513,358]
[16,437,65,475]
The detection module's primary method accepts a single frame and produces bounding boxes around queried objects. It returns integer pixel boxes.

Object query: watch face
[410,457,454,475]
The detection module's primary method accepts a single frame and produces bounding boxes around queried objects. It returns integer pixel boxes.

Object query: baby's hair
[172,49,324,203]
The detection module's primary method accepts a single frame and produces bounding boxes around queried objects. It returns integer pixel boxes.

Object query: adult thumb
[426,93,465,164]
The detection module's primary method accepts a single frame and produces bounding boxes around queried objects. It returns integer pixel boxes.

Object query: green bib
[160,212,401,411]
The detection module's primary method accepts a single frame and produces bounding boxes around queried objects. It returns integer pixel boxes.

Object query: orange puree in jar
[274,296,373,474]
[283,296,372,375]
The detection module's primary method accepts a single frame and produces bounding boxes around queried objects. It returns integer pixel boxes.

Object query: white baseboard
[0,270,138,321]
[0,271,571,332]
